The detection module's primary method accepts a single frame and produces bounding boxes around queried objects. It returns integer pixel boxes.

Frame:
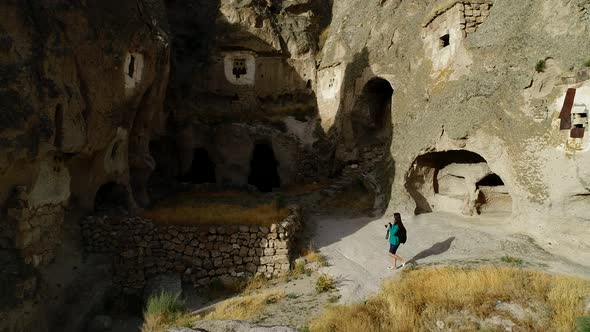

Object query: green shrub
[577,316,590,332]
[315,274,336,293]
[144,291,185,319]
[584,59,590,68]
[142,291,186,331]
[535,59,547,73]
[501,256,523,265]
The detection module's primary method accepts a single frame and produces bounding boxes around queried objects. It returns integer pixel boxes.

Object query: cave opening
[179,148,216,184]
[405,150,512,217]
[94,182,129,213]
[248,143,280,193]
[439,34,450,49]
[350,77,394,147]
[54,104,63,150]
[128,55,135,78]
[364,78,393,133]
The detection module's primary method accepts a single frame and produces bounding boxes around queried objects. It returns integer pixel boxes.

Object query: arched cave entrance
[248,143,280,193]
[352,77,394,143]
[405,150,512,217]
[94,182,129,213]
[178,148,216,184]
[342,77,394,213]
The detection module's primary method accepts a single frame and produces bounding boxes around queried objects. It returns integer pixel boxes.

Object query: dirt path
[310,212,590,304]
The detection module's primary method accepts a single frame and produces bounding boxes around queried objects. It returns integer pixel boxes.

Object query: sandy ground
[310,211,590,304]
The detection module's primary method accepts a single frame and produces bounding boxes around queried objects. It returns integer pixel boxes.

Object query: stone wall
[1,186,65,267]
[81,206,301,292]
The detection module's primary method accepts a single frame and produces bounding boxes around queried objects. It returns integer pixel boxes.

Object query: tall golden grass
[196,290,285,321]
[310,266,590,332]
[142,192,290,226]
[141,290,284,332]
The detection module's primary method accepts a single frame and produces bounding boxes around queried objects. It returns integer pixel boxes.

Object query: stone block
[264,248,275,256]
[183,246,194,256]
[213,258,223,267]
[246,263,257,273]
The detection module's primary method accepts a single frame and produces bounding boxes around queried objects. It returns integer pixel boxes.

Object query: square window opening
[232,59,247,79]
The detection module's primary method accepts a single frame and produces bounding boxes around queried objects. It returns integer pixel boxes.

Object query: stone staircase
[320,165,365,198]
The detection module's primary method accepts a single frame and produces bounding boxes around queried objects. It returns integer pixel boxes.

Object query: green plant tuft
[315,274,336,294]
[584,59,590,68]
[144,291,185,322]
[577,316,590,332]
[536,59,547,73]
[501,255,524,265]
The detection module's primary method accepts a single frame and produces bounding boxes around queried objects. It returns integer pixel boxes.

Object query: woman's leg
[388,252,397,268]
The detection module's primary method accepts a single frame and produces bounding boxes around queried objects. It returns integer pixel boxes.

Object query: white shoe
[387,266,394,270]
[401,263,406,268]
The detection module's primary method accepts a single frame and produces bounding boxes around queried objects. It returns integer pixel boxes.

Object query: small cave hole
[477,174,504,187]
[54,104,63,150]
[248,143,280,193]
[439,34,450,49]
[128,55,136,78]
[111,142,120,160]
[232,59,247,79]
[94,182,129,213]
[178,148,216,184]
[306,80,312,89]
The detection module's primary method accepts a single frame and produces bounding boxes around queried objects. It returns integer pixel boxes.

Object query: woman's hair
[393,213,403,226]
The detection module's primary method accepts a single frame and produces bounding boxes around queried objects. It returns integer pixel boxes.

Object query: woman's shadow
[407,237,455,265]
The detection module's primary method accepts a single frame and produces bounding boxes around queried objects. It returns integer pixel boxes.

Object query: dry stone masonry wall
[1,186,65,267]
[82,206,302,292]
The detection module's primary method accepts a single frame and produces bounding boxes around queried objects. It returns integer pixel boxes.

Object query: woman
[386,213,406,270]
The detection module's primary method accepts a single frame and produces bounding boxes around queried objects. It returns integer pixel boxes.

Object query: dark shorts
[389,244,399,254]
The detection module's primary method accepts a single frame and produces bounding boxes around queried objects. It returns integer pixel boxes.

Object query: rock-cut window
[128,55,136,78]
[439,34,450,49]
[232,59,247,79]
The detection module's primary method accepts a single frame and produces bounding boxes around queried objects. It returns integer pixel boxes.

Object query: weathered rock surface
[168,320,298,332]
[315,0,590,264]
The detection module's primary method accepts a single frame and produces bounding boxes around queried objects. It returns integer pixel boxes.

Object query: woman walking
[386,213,407,270]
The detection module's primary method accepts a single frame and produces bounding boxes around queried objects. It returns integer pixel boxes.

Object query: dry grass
[141,292,186,332]
[310,266,590,332]
[196,290,285,321]
[142,192,290,227]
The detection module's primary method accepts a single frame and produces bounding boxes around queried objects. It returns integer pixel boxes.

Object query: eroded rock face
[317,0,590,264]
[0,0,170,264]
[155,0,333,192]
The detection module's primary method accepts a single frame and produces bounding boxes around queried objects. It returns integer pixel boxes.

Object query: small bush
[577,316,590,332]
[287,293,299,299]
[290,260,307,278]
[142,291,185,332]
[536,59,547,73]
[305,250,329,267]
[584,59,590,68]
[328,295,341,303]
[501,255,523,265]
[315,274,336,293]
